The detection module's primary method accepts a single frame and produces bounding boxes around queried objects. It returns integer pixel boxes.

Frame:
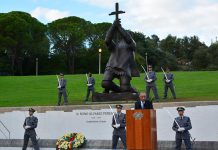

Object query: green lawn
[0,71,218,107]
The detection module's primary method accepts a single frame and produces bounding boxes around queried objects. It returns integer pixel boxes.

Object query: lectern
[126,109,157,150]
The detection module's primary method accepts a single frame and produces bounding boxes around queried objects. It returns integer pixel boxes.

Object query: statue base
[92,92,139,102]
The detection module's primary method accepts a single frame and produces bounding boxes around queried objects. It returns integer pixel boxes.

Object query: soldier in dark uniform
[163,67,176,99]
[101,19,140,93]
[22,108,39,150]
[57,73,68,106]
[135,93,153,109]
[172,107,192,150]
[112,104,126,149]
[85,73,95,101]
[145,65,159,102]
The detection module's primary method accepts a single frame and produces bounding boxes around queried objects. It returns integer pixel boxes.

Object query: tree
[0,11,49,75]
[208,43,218,70]
[160,34,177,55]
[192,47,211,70]
[47,16,91,74]
[83,23,111,73]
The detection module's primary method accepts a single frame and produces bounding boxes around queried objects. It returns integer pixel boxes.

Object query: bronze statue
[101,3,140,93]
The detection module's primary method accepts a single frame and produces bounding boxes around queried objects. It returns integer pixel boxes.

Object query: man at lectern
[172,107,192,150]
[135,93,153,109]
[112,104,126,149]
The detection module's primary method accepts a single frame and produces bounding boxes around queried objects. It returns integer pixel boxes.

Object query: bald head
[139,93,146,101]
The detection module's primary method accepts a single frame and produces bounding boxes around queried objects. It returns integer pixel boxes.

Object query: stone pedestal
[92,92,139,102]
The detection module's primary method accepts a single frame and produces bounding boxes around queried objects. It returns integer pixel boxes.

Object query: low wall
[0,101,218,113]
[0,139,217,149]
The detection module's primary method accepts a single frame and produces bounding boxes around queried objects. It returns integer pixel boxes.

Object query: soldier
[135,93,153,109]
[85,73,95,101]
[22,108,39,150]
[163,67,176,99]
[112,104,126,149]
[57,73,68,106]
[145,65,159,102]
[172,107,192,150]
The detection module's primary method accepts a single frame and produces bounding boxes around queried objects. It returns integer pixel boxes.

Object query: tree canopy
[0,11,217,76]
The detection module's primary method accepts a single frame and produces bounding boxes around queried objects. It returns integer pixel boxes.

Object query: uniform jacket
[23,116,38,133]
[87,77,95,89]
[163,73,174,85]
[172,116,192,139]
[145,71,157,86]
[58,79,67,91]
[112,112,126,136]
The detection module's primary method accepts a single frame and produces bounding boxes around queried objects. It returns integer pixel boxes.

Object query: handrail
[0,128,7,139]
[0,120,10,139]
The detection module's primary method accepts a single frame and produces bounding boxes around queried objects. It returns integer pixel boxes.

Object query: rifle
[161,67,169,81]
[141,65,150,80]
[56,75,61,89]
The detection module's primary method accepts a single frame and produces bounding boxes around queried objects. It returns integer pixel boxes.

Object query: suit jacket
[135,100,153,109]
[172,116,192,139]
[112,112,126,136]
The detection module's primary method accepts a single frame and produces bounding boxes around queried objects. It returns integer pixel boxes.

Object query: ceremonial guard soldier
[85,73,95,101]
[145,65,160,102]
[22,108,39,150]
[172,107,192,150]
[57,73,68,106]
[163,67,176,99]
[112,104,126,149]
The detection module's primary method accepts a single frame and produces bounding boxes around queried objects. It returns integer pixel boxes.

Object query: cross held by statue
[109,2,125,20]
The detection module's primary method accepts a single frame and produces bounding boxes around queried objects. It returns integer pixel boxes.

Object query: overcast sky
[1,0,218,45]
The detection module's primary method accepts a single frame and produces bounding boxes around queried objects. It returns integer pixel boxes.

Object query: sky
[1,0,218,45]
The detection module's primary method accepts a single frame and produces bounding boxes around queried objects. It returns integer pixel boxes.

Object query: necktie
[141,102,144,109]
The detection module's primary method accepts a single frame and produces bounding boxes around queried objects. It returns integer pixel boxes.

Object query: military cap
[177,107,185,111]
[116,104,123,109]
[29,108,36,112]
[60,73,64,76]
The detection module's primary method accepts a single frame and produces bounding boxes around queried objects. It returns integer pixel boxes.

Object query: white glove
[178,127,185,132]
[25,126,31,129]
[87,84,92,86]
[57,85,61,89]
[113,124,120,128]
[166,79,171,83]
[147,79,152,83]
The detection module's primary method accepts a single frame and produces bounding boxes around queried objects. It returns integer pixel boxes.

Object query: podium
[126,109,157,150]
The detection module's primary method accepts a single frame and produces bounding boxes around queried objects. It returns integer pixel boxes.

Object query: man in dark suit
[135,93,153,109]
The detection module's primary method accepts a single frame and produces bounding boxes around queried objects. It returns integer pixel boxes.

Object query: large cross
[109,3,125,20]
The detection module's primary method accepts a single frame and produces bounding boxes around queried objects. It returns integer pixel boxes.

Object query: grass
[0,71,218,107]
